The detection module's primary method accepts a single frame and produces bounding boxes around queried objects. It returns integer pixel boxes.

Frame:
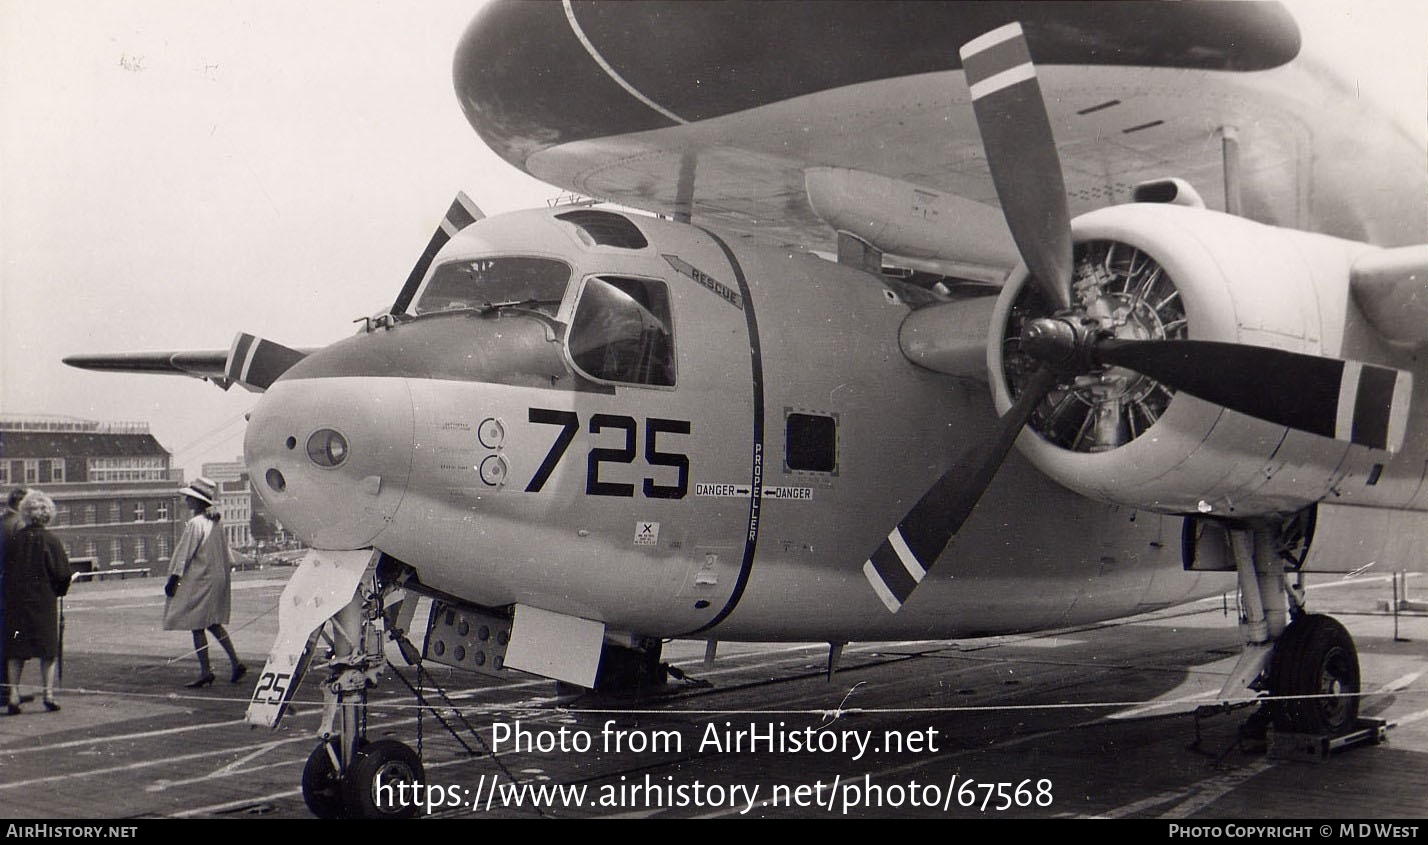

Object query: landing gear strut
[1216,516,1363,745]
[299,571,425,819]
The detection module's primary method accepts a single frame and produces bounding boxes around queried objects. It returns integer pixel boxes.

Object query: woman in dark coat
[4,490,72,714]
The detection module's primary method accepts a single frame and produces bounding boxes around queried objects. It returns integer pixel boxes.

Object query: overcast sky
[0,0,557,473]
[2,1,1425,476]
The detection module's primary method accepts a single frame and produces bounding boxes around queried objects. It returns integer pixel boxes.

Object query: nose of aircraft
[245,367,414,550]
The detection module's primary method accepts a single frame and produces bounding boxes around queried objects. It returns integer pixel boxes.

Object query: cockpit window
[568,276,675,387]
[413,257,570,317]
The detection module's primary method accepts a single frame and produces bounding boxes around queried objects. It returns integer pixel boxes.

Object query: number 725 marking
[524,409,690,499]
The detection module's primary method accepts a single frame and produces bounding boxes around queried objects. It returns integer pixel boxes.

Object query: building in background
[202,460,253,549]
[0,415,183,576]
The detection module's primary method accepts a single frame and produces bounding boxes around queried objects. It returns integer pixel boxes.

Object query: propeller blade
[1094,339,1413,452]
[864,365,1059,612]
[869,20,1411,616]
[960,22,1072,311]
[224,332,308,393]
[389,191,485,316]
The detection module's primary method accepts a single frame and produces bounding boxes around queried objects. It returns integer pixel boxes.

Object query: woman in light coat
[165,477,246,687]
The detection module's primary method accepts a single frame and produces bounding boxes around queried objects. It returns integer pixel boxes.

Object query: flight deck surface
[2,569,1424,820]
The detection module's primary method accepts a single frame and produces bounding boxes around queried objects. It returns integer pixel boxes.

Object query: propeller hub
[1021,317,1087,370]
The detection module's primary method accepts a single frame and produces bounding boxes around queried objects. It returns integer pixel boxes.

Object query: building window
[54,504,69,526]
[157,536,170,560]
[109,502,122,523]
[133,502,145,522]
[156,501,169,521]
[134,537,147,563]
[109,539,123,566]
[85,456,167,482]
[24,459,39,484]
[85,539,97,559]
[84,504,96,524]
[49,460,64,483]
[0,463,7,485]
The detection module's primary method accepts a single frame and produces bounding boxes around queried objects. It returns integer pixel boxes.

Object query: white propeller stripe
[888,527,927,583]
[238,342,258,385]
[863,561,903,613]
[960,21,1024,59]
[224,333,248,383]
[969,64,1036,101]
[1334,361,1362,442]
[1388,370,1414,452]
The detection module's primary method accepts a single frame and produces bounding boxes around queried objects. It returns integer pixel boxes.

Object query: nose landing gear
[294,564,427,819]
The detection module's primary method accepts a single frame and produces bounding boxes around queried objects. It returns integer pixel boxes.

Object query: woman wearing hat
[165,477,246,688]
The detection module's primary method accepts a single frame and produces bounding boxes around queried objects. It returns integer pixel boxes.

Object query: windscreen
[413,257,571,318]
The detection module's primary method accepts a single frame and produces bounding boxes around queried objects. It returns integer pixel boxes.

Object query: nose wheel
[342,739,425,819]
[301,740,347,819]
[301,736,426,820]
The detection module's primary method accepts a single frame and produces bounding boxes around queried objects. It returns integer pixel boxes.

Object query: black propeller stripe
[865,539,921,611]
[247,341,306,389]
[443,193,482,234]
[225,332,256,384]
[1094,339,1411,451]
[1351,364,1399,450]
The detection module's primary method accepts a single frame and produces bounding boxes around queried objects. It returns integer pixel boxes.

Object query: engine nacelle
[989,203,1386,517]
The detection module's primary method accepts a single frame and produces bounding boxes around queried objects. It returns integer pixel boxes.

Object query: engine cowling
[989,203,1383,517]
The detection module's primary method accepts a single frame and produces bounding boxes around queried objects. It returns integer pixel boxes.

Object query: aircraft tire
[1267,613,1360,736]
[301,739,348,819]
[341,739,425,819]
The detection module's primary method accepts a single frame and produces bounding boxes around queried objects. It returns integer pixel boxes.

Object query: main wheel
[341,739,425,819]
[1267,614,1360,735]
[301,739,348,819]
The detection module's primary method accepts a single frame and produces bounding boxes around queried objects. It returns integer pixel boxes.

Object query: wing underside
[455,1,1427,265]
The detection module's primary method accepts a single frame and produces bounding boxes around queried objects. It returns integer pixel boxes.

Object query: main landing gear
[1267,613,1361,736]
[1207,514,1369,752]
